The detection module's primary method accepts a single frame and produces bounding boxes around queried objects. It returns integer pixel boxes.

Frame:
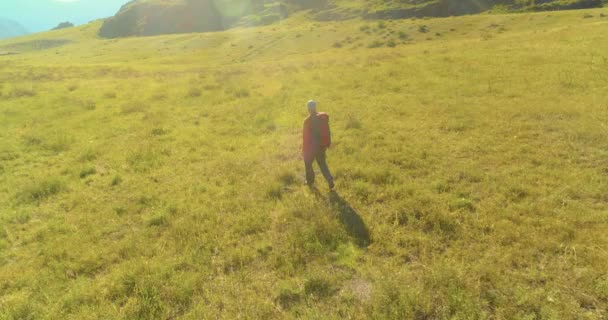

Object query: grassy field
[1,7,608,319]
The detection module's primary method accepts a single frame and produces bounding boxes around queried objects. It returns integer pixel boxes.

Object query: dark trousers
[305,150,334,185]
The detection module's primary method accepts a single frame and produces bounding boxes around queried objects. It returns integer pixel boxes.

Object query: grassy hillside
[1,7,608,319]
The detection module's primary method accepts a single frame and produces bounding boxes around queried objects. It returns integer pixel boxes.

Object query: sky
[0,0,130,33]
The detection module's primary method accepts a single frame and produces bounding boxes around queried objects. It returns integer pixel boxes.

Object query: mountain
[0,18,29,40]
[99,0,285,38]
[99,0,605,38]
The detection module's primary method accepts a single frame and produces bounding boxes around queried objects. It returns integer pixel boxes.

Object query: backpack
[315,112,331,148]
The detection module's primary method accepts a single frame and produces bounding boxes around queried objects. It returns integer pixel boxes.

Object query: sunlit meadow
[1,7,608,319]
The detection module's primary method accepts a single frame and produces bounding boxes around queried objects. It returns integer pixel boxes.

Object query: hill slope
[99,0,290,38]
[1,7,608,319]
[98,0,606,38]
[0,18,28,40]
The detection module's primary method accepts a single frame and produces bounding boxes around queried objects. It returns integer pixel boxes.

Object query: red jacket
[303,112,330,161]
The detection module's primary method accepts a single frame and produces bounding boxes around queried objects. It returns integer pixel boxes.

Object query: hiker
[302,100,335,190]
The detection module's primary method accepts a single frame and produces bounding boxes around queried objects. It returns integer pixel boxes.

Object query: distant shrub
[124,283,164,319]
[17,178,65,204]
[377,21,386,29]
[111,175,123,186]
[67,84,78,92]
[138,196,157,207]
[104,91,117,99]
[393,208,410,226]
[254,113,276,132]
[276,284,300,310]
[423,211,459,237]
[9,87,36,98]
[596,276,608,300]
[418,25,429,33]
[0,150,18,161]
[452,197,475,212]
[601,13,606,18]
[368,40,384,48]
[79,166,97,179]
[345,115,362,129]
[232,88,250,98]
[266,183,284,200]
[147,213,168,227]
[46,132,73,153]
[359,25,370,32]
[150,92,167,101]
[82,100,96,110]
[387,40,397,48]
[432,180,450,193]
[398,31,409,40]
[121,102,147,114]
[278,171,297,186]
[12,211,31,224]
[187,87,201,98]
[128,149,163,173]
[367,168,395,185]
[333,41,343,48]
[583,13,594,18]
[114,207,126,216]
[79,149,97,162]
[304,276,334,298]
[25,131,72,153]
[507,186,529,201]
[151,128,168,136]
[166,204,178,215]
[22,135,42,147]
[352,181,372,203]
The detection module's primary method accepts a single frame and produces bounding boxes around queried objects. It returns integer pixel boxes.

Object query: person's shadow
[309,186,371,248]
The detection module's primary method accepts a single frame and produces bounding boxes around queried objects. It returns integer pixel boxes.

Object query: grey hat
[307,100,317,112]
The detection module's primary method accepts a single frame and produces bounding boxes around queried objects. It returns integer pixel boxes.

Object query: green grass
[1,7,608,319]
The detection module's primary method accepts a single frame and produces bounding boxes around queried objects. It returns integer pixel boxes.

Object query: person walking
[302,100,335,190]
